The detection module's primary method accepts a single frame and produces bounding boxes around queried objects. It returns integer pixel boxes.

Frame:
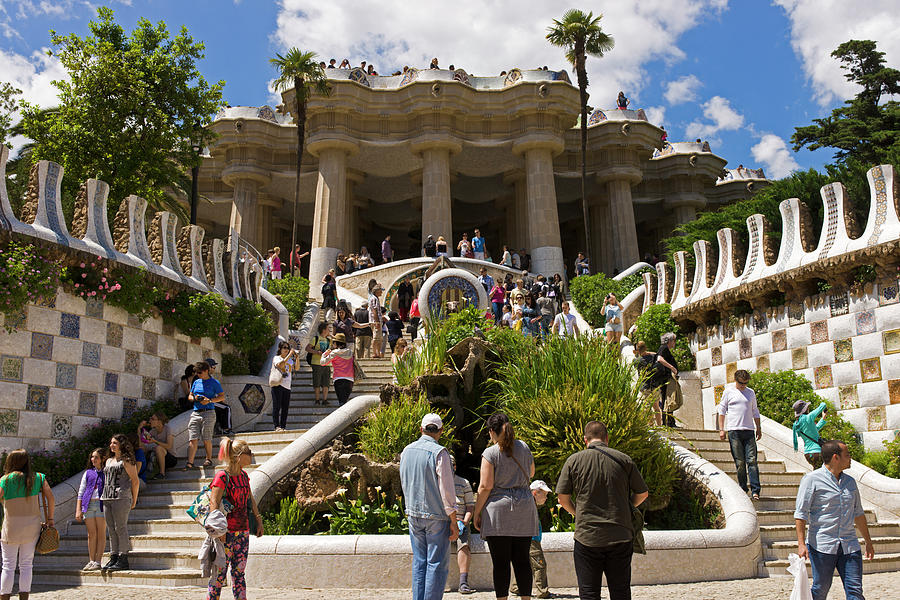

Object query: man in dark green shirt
[556,420,649,600]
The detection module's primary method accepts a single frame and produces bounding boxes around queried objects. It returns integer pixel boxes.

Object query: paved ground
[29,571,899,599]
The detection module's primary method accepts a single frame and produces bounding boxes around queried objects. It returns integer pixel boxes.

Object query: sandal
[182,462,194,471]
[150,472,165,480]
[202,459,213,468]
[752,493,760,501]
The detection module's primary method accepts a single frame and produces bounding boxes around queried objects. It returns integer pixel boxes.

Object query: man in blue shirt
[795,440,874,600]
[186,361,224,469]
[471,229,486,261]
[477,267,494,294]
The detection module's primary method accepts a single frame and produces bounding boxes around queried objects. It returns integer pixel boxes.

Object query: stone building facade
[195,66,767,286]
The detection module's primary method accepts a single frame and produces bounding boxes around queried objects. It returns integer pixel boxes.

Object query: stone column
[588,198,615,275]
[229,178,260,246]
[307,139,357,298]
[606,179,640,271]
[513,137,565,277]
[412,138,461,256]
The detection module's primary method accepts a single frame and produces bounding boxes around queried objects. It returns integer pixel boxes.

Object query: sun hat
[792,400,810,417]
[332,333,347,344]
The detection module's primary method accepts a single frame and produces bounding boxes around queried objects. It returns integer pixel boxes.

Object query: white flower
[323,513,333,519]
[374,485,382,492]
[336,487,348,496]
[341,471,353,480]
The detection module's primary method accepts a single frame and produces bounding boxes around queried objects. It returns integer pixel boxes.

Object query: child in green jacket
[792,400,827,468]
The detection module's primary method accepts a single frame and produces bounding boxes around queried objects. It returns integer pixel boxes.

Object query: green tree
[547,10,615,266]
[0,82,21,147]
[792,40,900,167]
[18,7,224,221]
[270,49,330,272]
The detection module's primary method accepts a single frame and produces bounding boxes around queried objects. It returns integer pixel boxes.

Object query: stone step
[755,495,808,512]
[34,548,200,570]
[707,459,786,474]
[30,567,206,587]
[761,553,900,577]
[109,517,200,535]
[58,531,206,552]
[666,428,723,442]
[689,448,769,462]
[765,537,900,560]
[145,476,213,493]
[703,468,804,486]
[756,509,877,527]
[760,522,900,543]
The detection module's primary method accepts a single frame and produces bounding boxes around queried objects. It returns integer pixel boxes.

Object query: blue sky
[2,1,898,179]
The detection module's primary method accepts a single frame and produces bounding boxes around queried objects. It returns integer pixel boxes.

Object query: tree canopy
[0,82,21,148]
[792,40,900,167]
[18,7,225,220]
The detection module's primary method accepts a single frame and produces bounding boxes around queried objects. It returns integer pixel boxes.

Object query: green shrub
[267,276,310,328]
[570,271,650,328]
[357,394,457,462]
[632,304,695,370]
[392,329,450,387]
[644,474,722,530]
[750,370,864,461]
[226,298,276,354]
[494,335,678,509]
[0,241,60,328]
[861,436,900,478]
[444,304,495,349]
[262,497,327,535]
[158,292,229,339]
[221,352,250,376]
[108,267,165,319]
[326,486,409,535]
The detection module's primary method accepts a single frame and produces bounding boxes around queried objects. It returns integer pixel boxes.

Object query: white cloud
[644,105,666,127]
[272,1,729,110]
[0,48,67,153]
[685,95,744,141]
[751,133,800,179]
[663,74,702,105]
[774,0,900,106]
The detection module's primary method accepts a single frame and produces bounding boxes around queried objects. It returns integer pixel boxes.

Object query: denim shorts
[83,499,103,519]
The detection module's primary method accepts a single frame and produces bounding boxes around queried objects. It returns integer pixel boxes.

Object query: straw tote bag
[36,484,59,554]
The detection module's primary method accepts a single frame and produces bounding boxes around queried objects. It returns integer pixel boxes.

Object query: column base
[309,247,341,300]
[530,246,565,279]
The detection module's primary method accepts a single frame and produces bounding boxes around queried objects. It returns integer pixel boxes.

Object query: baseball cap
[530,480,551,493]
[205,358,218,367]
[421,413,443,431]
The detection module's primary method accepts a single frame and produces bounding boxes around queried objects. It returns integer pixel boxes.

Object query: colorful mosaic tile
[867,406,887,431]
[55,363,77,388]
[52,414,72,440]
[0,409,17,435]
[722,321,735,343]
[834,339,853,362]
[753,313,768,334]
[889,379,900,405]
[142,376,156,401]
[856,310,876,335]
[756,355,770,372]
[739,338,752,359]
[104,372,118,393]
[4,309,26,330]
[215,338,224,352]
[78,391,97,415]
[814,365,833,389]
[159,358,173,381]
[162,322,176,337]
[699,368,710,388]
[789,303,805,326]
[176,340,188,363]
[59,313,80,339]
[35,294,56,308]
[810,320,829,344]
[714,384,725,405]
[879,281,899,306]
[26,384,49,412]
[127,314,143,328]
[124,350,140,374]
[711,346,722,366]
[726,362,737,383]
[30,332,53,360]
[143,332,158,356]
[238,383,266,414]
[1,355,23,382]
[839,385,859,410]
[792,347,808,370]
[860,357,882,383]
[81,342,100,367]
[772,329,787,352]
[85,297,104,319]
[883,328,900,355]
[121,397,137,420]
[829,292,849,317]
[106,323,123,347]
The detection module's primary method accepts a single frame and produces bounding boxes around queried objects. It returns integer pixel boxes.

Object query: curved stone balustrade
[320,66,572,91]
[642,165,899,317]
[717,166,767,182]
[588,107,649,125]
[652,140,712,158]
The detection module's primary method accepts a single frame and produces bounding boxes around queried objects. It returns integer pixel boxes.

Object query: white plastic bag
[787,553,813,600]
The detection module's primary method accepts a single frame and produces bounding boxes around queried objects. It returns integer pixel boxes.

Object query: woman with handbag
[473,413,539,600]
[603,293,625,345]
[75,447,107,571]
[321,333,355,405]
[270,341,297,431]
[207,438,263,600]
[0,449,55,600]
[100,434,140,571]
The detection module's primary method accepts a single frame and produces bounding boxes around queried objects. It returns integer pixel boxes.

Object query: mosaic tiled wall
[0,288,227,453]
[694,280,900,449]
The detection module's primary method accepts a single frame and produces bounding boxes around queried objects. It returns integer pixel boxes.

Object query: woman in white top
[500,245,513,268]
[551,301,579,337]
[270,341,297,431]
[457,233,471,258]
[602,293,624,345]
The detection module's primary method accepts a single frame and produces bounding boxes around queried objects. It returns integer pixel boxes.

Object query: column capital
[664,192,708,211]
[511,134,565,157]
[501,169,527,186]
[595,167,641,187]
[221,166,271,188]
[409,135,462,157]
[306,136,359,158]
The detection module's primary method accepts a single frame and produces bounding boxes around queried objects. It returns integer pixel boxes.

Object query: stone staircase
[669,428,900,577]
[34,353,396,587]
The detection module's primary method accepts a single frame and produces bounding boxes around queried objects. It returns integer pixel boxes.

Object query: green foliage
[632,304,695,370]
[225,298,276,354]
[29,399,181,486]
[262,497,326,535]
[549,503,575,532]
[570,271,650,327]
[0,241,61,328]
[861,436,900,478]
[444,304,495,349]
[357,394,457,462]
[19,7,224,220]
[221,352,250,376]
[644,474,722,530]
[392,328,450,387]
[494,335,678,508]
[62,261,163,321]
[267,276,310,328]
[326,486,409,535]
[158,292,229,340]
[750,370,864,461]
[0,81,21,147]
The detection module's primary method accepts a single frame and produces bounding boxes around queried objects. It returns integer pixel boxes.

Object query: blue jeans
[492,302,504,324]
[727,430,760,495]
[408,516,450,600]
[808,545,864,600]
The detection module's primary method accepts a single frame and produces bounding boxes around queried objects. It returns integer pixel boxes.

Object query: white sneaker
[84,561,101,571]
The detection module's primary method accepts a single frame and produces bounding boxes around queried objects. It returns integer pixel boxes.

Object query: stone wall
[0,287,228,453]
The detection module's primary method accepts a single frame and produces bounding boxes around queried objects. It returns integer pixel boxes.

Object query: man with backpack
[305,322,331,406]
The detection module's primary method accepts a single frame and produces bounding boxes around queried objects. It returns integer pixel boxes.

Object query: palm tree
[547,10,614,271]
[269,49,330,275]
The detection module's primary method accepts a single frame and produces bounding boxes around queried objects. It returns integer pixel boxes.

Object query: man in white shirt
[551,301,579,338]
[717,369,762,499]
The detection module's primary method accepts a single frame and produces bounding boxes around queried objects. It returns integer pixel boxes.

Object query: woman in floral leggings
[207,438,263,600]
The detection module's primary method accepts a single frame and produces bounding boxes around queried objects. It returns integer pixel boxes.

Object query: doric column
[606,179,641,270]
[229,178,260,245]
[412,138,461,255]
[513,136,565,277]
[307,139,358,297]
[588,197,615,274]
[666,190,707,226]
